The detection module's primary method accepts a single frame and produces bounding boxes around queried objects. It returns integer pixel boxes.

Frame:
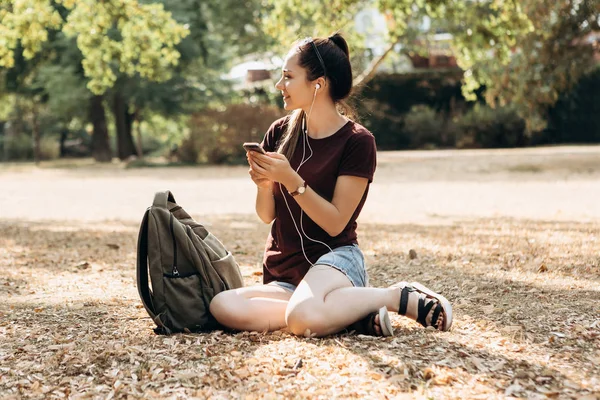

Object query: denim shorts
[269,244,369,293]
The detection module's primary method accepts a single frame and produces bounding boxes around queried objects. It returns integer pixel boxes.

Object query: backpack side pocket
[162,273,211,332]
[211,252,244,290]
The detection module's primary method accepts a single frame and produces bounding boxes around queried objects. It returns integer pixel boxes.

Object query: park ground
[1,146,599,399]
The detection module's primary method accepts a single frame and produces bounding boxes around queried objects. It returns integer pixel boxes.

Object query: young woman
[209,33,453,337]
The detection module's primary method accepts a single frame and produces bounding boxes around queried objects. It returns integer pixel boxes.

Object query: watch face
[298,186,306,194]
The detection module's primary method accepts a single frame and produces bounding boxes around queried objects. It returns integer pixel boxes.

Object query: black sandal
[392,281,453,331]
[345,306,394,336]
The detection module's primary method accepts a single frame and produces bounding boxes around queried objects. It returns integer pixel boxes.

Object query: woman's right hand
[250,170,273,190]
[247,152,273,190]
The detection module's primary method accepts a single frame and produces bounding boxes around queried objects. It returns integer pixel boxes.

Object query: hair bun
[328,33,350,58]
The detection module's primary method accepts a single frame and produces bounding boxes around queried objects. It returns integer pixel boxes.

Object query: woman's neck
[302,100,348,139]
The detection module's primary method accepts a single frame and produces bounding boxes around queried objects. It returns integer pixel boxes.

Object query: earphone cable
[278,87,336,267]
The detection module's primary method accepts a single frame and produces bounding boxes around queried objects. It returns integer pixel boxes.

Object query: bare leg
[209,285,292,332]
[286,265,401,337]
[286,266,448,337]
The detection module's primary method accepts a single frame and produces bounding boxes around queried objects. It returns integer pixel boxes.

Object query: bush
[356,99,407,150]
[1,133,33,161]
[179,104,285,164]
[403,105,447,149]
[357,70,467,115]
[40,136,60,160]
[539,67,600,144]
[453,104,526,148]
[2,133,36,161]
[0,133,60,161]
[357,68,600,150]
[354,70,472,150]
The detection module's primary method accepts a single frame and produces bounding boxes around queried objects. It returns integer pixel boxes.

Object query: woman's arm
[249,152,367,237]
[247,153,276,224]
[255,185,276,224]
[284,172,367,237]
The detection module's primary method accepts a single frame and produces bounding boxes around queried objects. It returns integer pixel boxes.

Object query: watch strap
[289,181,306,197]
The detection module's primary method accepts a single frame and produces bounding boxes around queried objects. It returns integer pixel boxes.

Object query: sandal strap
[346,311,379,336]
[430,303,443,328]
[416,296,436,327]
[398,285,414,316]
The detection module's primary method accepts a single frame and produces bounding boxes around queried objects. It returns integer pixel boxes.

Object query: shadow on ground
[1,216,599,399]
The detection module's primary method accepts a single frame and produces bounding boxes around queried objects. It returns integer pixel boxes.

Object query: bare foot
[374,314,381,335]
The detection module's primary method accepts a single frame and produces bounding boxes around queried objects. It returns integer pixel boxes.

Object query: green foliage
[40,135,60,160]
[1,0,275,164]
[357,98,407,149]
[1,0,190,94]
[262,0,364,44]
[540,67,600,144]
[140,114,189,150]
[354,71,466,149]
[261,0,370,68]
[0,0,62,67]
[354,72,528,149]
[456,0,599,132]
[1,132,33,161]
[262,0,600,131]
[362,101,526,150]
[357,71,466,114]
[403,105,446,149]
[0,93,14,120]
[1,133,59,161]
[58,0,189,94]
[34,64,90,119]
[179,104,285,164]
[453,104,526,149]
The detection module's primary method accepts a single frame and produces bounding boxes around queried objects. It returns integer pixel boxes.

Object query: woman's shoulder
[263,115,291,151]
[268,115,291,135]
[346,120,376,144]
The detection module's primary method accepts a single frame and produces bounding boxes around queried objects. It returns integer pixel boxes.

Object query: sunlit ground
[1,146,599,399]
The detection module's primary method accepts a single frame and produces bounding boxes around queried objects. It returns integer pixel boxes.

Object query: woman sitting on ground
[210,33,453,337]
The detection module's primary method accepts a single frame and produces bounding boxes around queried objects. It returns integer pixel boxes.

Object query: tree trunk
[60,128,68,158]
[113,92,137,160]
[134,108,144,158]
[89,95,112,162]
[31,106,41,165]
[5,97,24,161]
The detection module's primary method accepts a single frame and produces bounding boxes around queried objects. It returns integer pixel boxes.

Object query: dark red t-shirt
[260,116,377,286]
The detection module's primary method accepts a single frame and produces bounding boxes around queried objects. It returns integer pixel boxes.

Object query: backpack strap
[153,191,176,209]
[136,208,169,332]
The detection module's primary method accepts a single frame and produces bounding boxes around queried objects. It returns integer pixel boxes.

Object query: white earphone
[315,83,321,90]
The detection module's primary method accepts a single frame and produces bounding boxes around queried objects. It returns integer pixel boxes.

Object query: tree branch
[352,39,401,92]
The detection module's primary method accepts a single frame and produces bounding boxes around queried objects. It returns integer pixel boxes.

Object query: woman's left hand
[248,151,295,186]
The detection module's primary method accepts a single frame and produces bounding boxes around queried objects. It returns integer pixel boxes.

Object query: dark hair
[277,33,355,159]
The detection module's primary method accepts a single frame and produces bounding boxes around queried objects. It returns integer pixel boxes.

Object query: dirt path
[1,146,599,399]
[1,146,600,225]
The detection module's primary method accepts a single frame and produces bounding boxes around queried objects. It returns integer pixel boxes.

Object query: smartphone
[243,142,266,154]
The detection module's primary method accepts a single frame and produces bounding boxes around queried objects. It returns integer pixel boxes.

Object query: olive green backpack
[136,191,244,334]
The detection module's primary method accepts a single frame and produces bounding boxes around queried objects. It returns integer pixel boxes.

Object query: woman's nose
[275,76,283,90]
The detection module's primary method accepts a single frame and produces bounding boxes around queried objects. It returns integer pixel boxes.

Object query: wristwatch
[289,181,307,197]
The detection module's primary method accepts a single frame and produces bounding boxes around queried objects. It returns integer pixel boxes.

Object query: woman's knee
[210,290,249,325]
[285,300,328,336]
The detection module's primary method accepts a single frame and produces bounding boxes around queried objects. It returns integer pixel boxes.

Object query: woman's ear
[316,77,326,90]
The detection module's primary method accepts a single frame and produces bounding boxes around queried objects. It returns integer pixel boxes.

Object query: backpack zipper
[169,214,179,276]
